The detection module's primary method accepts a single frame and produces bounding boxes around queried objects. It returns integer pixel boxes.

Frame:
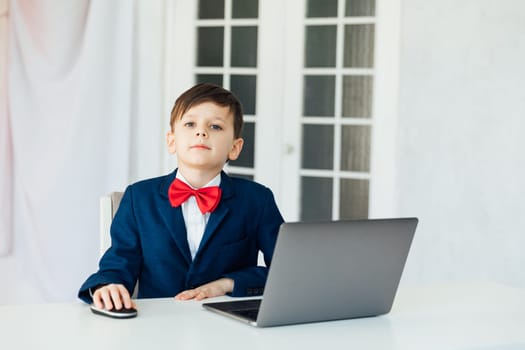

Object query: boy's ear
[228,138,244,161]
[166,131,176,154]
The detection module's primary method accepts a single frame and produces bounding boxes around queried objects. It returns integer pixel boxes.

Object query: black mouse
[90,304,138,319]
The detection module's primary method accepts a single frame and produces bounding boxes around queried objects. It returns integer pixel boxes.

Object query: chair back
[99,192,123,257]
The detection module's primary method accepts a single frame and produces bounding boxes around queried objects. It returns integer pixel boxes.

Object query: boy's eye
[184,122,195,127]
[210,124,223,131]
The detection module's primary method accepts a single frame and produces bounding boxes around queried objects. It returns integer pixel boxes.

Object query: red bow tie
[168,178,222,214]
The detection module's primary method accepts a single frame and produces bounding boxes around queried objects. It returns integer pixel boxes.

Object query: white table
[1,283,524,350]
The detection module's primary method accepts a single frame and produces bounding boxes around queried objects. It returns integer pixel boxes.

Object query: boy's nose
[196,130,207,137]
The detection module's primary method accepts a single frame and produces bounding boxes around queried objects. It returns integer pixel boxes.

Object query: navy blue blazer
[78,170,284,303]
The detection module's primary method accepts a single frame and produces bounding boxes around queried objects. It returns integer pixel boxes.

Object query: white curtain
[0,0,10,256]
[0,0,135,303]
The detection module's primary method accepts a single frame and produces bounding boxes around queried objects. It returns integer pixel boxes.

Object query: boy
[78,83,284,311]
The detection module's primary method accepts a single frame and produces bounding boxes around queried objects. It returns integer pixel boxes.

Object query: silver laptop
[202,218,418,327]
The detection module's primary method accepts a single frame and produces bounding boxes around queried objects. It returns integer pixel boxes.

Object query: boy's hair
[170,83,244,138]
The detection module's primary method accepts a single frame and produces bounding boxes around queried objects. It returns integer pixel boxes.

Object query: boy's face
[166,101,243,174]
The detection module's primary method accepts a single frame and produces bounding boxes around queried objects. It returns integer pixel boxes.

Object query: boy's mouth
[191,144,211,150]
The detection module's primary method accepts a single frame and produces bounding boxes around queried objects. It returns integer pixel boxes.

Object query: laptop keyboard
[231,308,259,321]
[209,299,261,322]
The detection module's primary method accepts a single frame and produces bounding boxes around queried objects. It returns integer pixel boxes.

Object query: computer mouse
[90,304,138,319]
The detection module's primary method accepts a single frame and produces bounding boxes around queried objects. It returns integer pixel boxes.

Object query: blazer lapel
[158,170,192,266]
[193,171,234,262]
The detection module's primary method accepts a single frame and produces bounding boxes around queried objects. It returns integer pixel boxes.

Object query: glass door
[281,0,382,221]
[194,0,260,180]
[166,0,400,221]
[300,0,375,221]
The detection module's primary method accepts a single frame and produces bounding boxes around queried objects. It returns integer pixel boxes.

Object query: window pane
[340,125,370,172]
[230,75,257,115]
[343,24,374,68]
[232,0,258,18]
[302,124,334,169]
[345,0,375,16]
[229,122,254,167]
[306,0,338,18]
[303,75,335,116]
[231,26,258,67]
[305,25,337,68]
[342,75,373,118]
[340,178,369,219]
[197,27,224,67]
[198,0,224,19]
[301,177,333,221]
[196,74,223,86]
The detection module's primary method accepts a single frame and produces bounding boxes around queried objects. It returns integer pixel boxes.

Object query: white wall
[129,0,169,183]
[397,0,525,287]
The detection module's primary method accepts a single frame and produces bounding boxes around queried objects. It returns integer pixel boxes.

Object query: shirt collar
[176,171,221,189]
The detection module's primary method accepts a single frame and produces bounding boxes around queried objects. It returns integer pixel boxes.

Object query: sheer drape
[0,0,11,257]
[0,0,134,303]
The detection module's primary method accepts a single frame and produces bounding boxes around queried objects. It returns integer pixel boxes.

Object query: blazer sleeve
[223,188,284,297]
[78,186,142,303]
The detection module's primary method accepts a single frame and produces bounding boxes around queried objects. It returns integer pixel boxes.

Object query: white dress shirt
[176,172,221,260]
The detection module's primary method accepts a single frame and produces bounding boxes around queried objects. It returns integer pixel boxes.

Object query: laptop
[202,218,418,327]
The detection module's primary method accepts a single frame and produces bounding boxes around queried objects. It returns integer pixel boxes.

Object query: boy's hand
[92,283,137,310]
[174,278,234,301]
